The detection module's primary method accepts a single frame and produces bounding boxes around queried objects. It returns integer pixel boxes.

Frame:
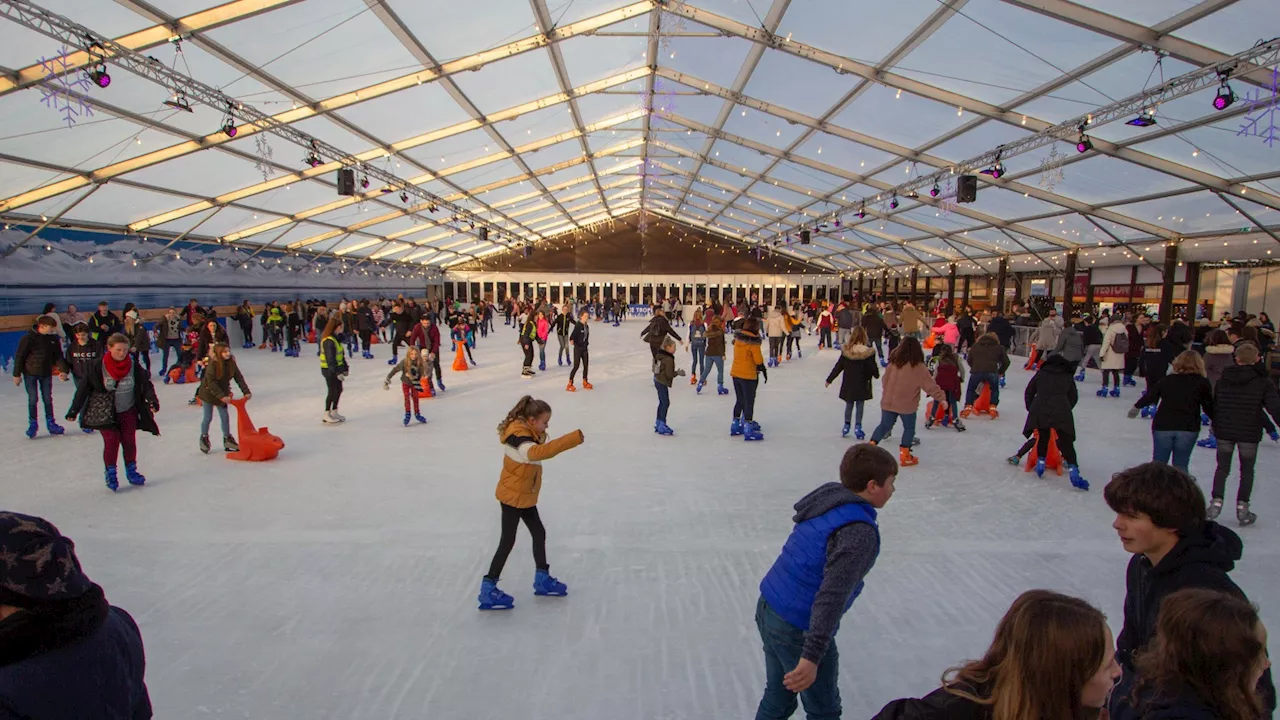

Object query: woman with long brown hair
[869,336,945,466]
[1114,588,1270,720]
[196,342,251,453]
[873,590,1121,720]
[319,315,348,424]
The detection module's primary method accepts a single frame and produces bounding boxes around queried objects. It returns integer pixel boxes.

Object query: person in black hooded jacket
[1103,462,1275,718]
[1006,354,1087,489]
[641,307,680,360]
[1208,342,1280,526]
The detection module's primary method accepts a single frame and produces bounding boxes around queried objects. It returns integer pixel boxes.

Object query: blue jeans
[871,410,917,448]
[654,379,670,423]
[1152,430,1198,473]
[702,355,724,386]
[691,343,705,377]
[201,403,230,438]
[23,375,53,422]
[843,400,864,426]
[755,596,841,720]
[965,371,1001,406]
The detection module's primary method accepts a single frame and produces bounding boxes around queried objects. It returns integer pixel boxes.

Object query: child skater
[1206,342,1280,526]
[452,316,476,367]
[869,336,944,467]
[567,309,592,392]
[554,303,573,368]
[825,327,878,439]
[320,316,349,424]
[730,316,768,441]
[1006,353,1089,490]
[384,345,430,427]
[924,343,966,432]
[698,315,728,395]
[195,342,251,454]
[535,310,550,371]
[754,443,897,720]
[519,310,538,378]
[687,309,707,387]
[65,323,100,433]
[1139,323,1176,418]
[653,337,685,435]
[479,396,585,610]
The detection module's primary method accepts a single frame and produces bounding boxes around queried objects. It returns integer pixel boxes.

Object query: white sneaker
[331,410,346,422]
[322,411,341,424]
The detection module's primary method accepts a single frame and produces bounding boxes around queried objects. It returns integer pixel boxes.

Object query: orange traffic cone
[972,384,992,415]
[1023,344,1039,370]
[1025,429,1064,476]
[451,340,469,371]
[416,378,434,399]
[225,397,285,462]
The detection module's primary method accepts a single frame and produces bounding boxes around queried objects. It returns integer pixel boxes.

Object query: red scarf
[103,353,132,381]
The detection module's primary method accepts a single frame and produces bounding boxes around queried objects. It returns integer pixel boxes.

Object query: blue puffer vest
[758,501,879,632]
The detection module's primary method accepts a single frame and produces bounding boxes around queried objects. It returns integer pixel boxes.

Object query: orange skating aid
[168,365,198,384]
[416,378,434,399]
[1025,429,1064,476]
[225,397,284,462]
[1023,344,1039,370]
[451,340,469,372]
[972,384,992,415]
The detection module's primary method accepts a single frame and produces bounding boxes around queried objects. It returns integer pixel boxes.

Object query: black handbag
[81,391,117,430]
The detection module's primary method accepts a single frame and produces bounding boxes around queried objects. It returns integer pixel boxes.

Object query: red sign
[1093,285,1132,300]
[1073,273,1089,298]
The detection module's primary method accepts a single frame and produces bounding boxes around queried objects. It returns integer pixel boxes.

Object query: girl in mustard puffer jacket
[479,396,585,611]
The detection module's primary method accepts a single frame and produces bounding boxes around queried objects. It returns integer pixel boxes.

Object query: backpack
[1111,330,1129,354]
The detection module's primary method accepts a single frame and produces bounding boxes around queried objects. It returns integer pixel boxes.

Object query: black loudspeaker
[479,227,489,243]
[800,229,811,245]
[956,175,978,203]
[522,245,534,258]
[337,169,356,196]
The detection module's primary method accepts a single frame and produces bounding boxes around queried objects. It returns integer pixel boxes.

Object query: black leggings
[1016,427,1078,465]
[486,503,547,580]
[360,330,372,353]
[522,341,534,370]
[768,336,783,360]
[1101,369,1121,387]
[786,335,800,355]
[570,346,589,382]
[733,377,759,422]
[322,369,343,411]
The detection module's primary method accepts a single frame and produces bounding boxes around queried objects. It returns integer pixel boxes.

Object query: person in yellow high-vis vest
[318,316,349,424]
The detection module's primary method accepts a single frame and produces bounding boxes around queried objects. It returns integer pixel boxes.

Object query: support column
[1085,269,1095,312]
[909,266,918,306]
[1013,272,1023,307]
[894,276,901,301]
[1185,261,1201,320]
[1159,242,1179,323]
[1062,249,1078,319]
[962,274,971,310]
[1128,266,1138,306]
[996,257,1008,313]
[881,269,888,303]
[947,263,957,313]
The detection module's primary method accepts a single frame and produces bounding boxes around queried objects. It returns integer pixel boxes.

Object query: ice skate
[1109,387,1121,398]
[842,423,850,438]
[330,410,346,422]
[1200,412,1210,426]
[1197,435,1217,449]
[223,435,239,452]
[438,380,446,391]
[999,376,1006,388]
[960,405,973,418]
[954,419,966,432]
[879,358,888,368]
[566,382,576,392]
[1067,464,1089,491]
[25,419,37,439]
[1075,370,1086,382]
[730,418,744,436]
[557,357,563,367]
[521,368,535,378]
[176,372,186,385]
[387,355,398,366]
[797,348,802,358]
[582,381,593,390]
[478,578,514,610]
[1270,431,1280,443]
[716,384,728,395]
[538,361,546,371]
[1207,497,1223,520]
[1140,406,1151,419]
[924,416,936,430]
[414,414,427,424]
[81,428,94,434]
[854,424,865,440]
[1035,458,1047,478]
[690,374,697,385]
[1236,502,1256,527]
[104,466,118,492]
[403,412,411,427]
[45,419,65,435]
[1096,387,1108,397]
[696,380,704,394]
[322,411,342,424]
[743,422,764,441]
[1006,455,1021,466]
[124,462,146,486]
[533,569,568,596]
[1123,375,1137,387]
[199,435,211,454]
[899,448,919,466]
[785,352,792,361]
[655,421,674,436]
[987,407,999,419]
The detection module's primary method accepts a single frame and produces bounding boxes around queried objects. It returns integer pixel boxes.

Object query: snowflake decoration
[1237,66,1279,148]
[658,1,688,54]
[1038,144,1067,192]
[938,176,957,216]
[253,135,275,182]
[37,46,94,128]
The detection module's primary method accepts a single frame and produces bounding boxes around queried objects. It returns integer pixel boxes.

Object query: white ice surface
[1,322,1276,720]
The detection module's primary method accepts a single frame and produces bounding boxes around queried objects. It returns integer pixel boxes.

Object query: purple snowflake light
[37,46,96,128]
[1237,67,1279,148]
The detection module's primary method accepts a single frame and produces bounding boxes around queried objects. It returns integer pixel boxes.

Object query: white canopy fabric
[0,0,1277,275]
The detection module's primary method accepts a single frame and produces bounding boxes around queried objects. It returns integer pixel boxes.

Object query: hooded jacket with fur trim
[826,343,879,403]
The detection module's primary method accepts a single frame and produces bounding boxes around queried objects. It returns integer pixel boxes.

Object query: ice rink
[3,320,1277,719]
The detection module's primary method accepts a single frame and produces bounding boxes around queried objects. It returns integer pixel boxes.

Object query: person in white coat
[765,307,787,367]
[1097,317,1127,397]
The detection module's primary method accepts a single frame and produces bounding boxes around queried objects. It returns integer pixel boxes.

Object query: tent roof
[1,0,1277,274]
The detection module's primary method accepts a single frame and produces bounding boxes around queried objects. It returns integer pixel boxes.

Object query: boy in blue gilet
[756,443,897,719]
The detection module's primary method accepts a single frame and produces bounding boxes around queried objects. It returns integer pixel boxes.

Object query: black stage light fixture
[1076,134,1092,153]
[856,205,866,219]
[800,229,811,245]
[522,244,535,258]
[88,64,111,87]
[360,175,370,190]
[337,168,356,196]
[163,91,192,112]
[889,194,899,209]
[1213,81,1236,111]
[979,163,1005,179]
[1126,109,1157,127]
[956,174,978,203]
[400,191,409,203]
[929,184,940,197]
[220,118,237,137]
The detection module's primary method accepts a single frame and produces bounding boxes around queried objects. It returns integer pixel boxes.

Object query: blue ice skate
[744,421,764,442]
[46,419,65,435]
[1096,387,1108,397]
[716,384,728,395]
[387,356,398,366]
[1075,370,1086,382]
[533,569,568,596]
[104,466,118,492]
[478,578,514,610]
[82,428,94,434]
[437,380,446,392]
[1035,458,1047,478]
[1109,387,1120,398]
[415,414,427,424]
[1067,464,1090,491]
[157,367,168,378]
[999,376,1006,388]
[1270,431,1280,443]
[854,424,865,440]
[1123,375,1137,387]
[1140,406,1151,419]
[696,380,705,394]
[880,358,888,368]
[403,412,411,427]
[125,462,146,486]
[1200,412,1210,427]
[175,372,186,385]
[655,421,674,436]
[539,361,546,371]
[842,423,850,438]
[1197,435,1217,449]
[25,419,39,438]
[730,418,744,436]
